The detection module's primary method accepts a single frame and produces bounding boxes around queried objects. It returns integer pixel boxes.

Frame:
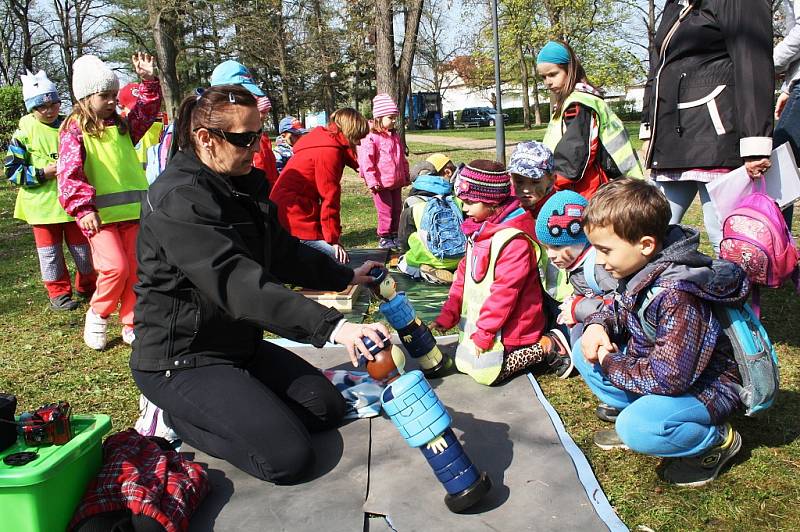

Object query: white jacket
[775,0,800,92]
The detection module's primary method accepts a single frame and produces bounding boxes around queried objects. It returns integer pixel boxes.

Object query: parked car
[459,107,510,127]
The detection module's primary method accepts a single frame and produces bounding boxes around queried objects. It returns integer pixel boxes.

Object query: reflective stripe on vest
[82,124,148,223]
[13,114,74,224]
[543,90,644,179]
[457,227,533,384]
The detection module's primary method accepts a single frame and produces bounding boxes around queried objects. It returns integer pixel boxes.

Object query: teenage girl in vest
[58,53,162,350]
[537,40,642,200]
[4,70,97,312]
[431,160,574,385]
[357,93,410,249]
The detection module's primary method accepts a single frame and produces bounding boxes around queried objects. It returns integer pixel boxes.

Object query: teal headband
[537,41,570,65]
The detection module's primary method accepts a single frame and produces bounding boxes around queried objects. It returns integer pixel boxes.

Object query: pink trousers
[372,187,402,237]
[87,221,139,327]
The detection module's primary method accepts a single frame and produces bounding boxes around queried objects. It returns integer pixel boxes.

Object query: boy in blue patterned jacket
[575,178,748,487]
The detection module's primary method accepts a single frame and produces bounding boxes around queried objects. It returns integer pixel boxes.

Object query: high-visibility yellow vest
[135,121,164,167]
[456,227,534,385]
[12,114,74,224]
[82,125,148,223]
[544,90,644,179]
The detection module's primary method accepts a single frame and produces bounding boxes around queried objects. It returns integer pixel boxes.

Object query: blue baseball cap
[210,60,264,97]
[278,116,307,135]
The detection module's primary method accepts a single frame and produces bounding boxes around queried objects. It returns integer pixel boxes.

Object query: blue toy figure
[367,267,452,376]
[361,335,491,512]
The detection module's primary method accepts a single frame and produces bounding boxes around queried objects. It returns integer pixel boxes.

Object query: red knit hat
[455,160,511,204]
[117,82,139,113]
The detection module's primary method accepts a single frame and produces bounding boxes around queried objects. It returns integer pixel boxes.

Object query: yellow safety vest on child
[12,115,74,225]
[457,227,535,385]
[82,126,149,223]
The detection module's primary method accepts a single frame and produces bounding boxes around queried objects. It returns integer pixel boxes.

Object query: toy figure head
[367,267,397,301]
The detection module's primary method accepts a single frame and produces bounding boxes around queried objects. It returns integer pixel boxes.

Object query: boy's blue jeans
[572,340,722,458]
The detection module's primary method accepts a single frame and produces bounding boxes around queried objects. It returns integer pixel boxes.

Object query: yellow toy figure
[367,267,451,376]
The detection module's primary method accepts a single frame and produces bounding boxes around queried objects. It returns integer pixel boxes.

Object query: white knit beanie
[72,55,119,101]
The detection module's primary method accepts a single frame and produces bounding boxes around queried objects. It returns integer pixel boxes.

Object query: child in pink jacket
[357,93,410,249]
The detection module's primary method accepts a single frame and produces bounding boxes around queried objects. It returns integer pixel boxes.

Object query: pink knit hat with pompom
[372,93,399,117]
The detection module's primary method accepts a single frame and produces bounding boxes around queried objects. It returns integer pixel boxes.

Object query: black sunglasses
[195,126,263,148]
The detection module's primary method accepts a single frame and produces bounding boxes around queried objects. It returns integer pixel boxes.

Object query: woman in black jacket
[131,85,388,483]
[641,0,773,253]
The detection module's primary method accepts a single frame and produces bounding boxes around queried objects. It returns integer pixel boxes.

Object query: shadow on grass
[341,227,378,248]
[734,390,800,463]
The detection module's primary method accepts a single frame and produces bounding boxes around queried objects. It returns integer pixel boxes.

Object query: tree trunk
[375,0,423,142]
[10,0,33,72]
[531,66,542,126]
[148,1,182,117]
[518,41,531,130]
[275,9,290,113]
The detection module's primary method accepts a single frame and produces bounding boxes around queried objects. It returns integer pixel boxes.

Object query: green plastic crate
[0,414,112,532]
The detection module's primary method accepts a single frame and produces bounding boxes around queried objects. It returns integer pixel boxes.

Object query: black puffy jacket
[131,150,353,372]
[641,0,773,170]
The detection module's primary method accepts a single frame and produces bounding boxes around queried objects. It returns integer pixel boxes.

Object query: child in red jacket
[431,160,574,385]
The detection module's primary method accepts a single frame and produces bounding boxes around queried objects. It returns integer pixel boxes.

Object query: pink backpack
[720,179,799,314]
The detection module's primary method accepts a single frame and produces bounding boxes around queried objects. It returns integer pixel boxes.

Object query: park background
[1,1,799,531]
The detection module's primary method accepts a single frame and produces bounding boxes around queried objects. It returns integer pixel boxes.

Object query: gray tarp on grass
[186,337,624,531]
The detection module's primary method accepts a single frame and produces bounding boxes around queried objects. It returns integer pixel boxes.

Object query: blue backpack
[419,195,466,259]
[637,286,779,417]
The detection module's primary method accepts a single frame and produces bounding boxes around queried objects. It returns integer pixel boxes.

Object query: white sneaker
[83,308,108,350]
[122,326,135,346]
[134,394,181,448]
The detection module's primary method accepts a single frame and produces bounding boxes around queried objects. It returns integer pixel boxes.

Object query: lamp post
[491,0,505,164]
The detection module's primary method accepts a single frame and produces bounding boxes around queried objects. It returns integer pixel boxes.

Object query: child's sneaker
[50,294,79,311]
[83,308,108,350]
[134,394,182,450]
[122,325,136,346]
[595,403,621,423]
[593,429,629,450]
[379,237,395,249]
[658,423,742,487]
[419,264,454,285]
[543,329,575,379]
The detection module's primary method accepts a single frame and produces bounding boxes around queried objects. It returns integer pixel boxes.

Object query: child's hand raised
[132,52,156,81]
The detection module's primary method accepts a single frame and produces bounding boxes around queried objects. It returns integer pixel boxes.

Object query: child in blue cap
[537,40,642,200]
[534,190,619,421]
[273,116,307,174]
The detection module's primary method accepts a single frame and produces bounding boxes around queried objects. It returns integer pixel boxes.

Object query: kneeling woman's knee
[257,440,315,484]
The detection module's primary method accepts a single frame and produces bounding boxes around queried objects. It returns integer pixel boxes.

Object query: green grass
[409,121,645,151]
[1,135,798,530]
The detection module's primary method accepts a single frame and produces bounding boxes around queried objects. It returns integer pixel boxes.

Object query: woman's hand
[351,260,384,285]
[775,91,790,120]
[132,52,156,81]
[333,321,391,367]
[78,212,101,235]
[744,157,771,179]
[331,244,349,264]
